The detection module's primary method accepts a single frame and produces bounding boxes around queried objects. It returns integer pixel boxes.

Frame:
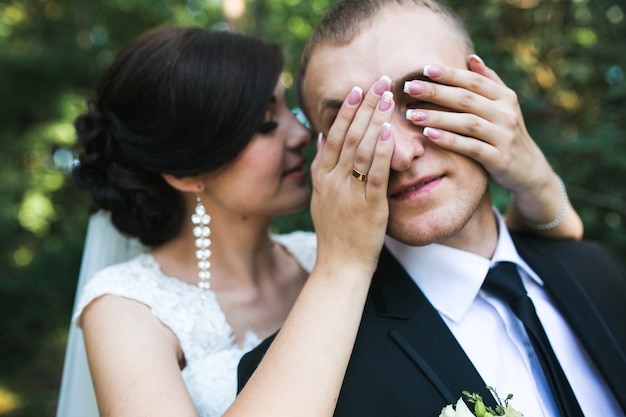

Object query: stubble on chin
[386,188,490,248]
[386,209,471,247]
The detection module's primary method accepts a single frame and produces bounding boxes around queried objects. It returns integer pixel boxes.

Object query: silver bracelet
[511,174,567,231]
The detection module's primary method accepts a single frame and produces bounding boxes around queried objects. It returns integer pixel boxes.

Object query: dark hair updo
[72,26,284,246]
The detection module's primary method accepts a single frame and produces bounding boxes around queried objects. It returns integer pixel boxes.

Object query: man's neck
[438,199,499,259]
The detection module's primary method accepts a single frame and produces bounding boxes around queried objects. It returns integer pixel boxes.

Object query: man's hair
[297,0,474,112]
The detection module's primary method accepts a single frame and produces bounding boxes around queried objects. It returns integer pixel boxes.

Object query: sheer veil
[56,211,148,416]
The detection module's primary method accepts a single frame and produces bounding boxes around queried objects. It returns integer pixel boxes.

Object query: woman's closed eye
[257,108,279,134]
[257,120,279,134]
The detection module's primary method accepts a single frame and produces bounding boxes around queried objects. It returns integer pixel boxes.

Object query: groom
[239,0,626,416]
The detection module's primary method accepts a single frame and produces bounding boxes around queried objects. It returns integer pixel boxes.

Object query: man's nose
[389,116,425,172]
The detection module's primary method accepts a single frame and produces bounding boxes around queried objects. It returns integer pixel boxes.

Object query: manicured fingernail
[316,132,324,150]
[347,86,363,106]
[423,127,441,139]
[374,75,391,96]
[377,91,394,111]
[380,122,392,141]
[403,81,424,95]
[468,54,484,65]
[406,109,426,122]
[423,65,442,78]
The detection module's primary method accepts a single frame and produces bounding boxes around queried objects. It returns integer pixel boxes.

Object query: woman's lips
[284,161,308,179]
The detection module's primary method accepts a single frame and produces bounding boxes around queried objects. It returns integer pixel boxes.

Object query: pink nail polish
[380,122,392,141]
[403,81,424,95]
[377,91,394,111]
[374,75,391,96]
[423,65,442,78]
[317,132,324,150]
[347,86,363,106]
[406,109,426,122]
[423,127,441,139]
[468,54,484,65]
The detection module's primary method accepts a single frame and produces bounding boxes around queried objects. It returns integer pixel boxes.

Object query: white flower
[439,387,524,417]
[439,398,476,417]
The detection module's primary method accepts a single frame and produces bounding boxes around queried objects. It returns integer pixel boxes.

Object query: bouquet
[439,387,523,417]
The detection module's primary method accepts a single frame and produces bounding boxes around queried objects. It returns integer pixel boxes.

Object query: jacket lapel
[372,248,495,407]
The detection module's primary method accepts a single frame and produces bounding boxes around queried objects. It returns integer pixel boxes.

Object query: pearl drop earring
[191,193,211,291]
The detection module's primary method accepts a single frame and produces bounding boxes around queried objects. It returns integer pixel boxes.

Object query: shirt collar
[384,208,541,322]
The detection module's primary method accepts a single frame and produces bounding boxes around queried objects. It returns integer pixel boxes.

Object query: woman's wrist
[510,173,567,230]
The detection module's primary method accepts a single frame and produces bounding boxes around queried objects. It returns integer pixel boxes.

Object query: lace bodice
[73,231,317,417]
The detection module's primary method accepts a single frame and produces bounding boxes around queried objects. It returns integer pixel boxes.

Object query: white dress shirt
[384,209,623,417]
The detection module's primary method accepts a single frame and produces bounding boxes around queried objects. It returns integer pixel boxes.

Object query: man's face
[303,5,492,249]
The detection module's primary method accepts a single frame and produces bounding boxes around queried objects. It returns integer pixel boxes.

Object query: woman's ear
[161,173,203,193]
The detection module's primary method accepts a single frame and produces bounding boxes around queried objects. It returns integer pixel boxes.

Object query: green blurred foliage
[0,0,623,415]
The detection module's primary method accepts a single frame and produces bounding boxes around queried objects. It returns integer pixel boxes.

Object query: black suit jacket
[238,235,626,416]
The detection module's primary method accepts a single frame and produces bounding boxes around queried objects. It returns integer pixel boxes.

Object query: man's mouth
[390,175,443,198]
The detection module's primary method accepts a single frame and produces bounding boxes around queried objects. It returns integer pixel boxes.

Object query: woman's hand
[403,56,582,239]
[229,80,395,417]
[310,75,396,274]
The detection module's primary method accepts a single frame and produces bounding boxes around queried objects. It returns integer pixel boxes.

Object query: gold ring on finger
[352,168,368,182]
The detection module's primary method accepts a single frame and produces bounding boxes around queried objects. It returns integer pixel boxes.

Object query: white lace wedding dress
[59,212,316,417]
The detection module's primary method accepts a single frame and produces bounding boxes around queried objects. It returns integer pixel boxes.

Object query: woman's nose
[287,110,313,147]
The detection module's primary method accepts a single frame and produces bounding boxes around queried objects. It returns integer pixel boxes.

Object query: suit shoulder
[512,234,625,272]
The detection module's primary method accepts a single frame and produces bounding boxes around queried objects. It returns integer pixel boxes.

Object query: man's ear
[161,173,203,193]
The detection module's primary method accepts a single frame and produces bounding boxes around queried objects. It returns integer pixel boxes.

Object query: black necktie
[482,262,584,417]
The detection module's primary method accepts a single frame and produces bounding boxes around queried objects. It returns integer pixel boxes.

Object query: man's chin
[386,219,463,247]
